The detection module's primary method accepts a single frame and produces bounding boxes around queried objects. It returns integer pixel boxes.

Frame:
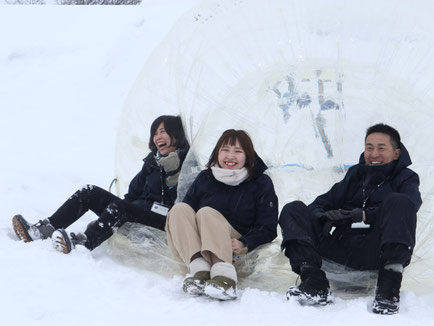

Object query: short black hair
[149,115,187,154]
[365,123,401,149]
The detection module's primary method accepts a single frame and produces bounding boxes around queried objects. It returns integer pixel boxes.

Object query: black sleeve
[123,161,150,202]
[396,172,422,211]
[365,171,422,224]
[181,171,204,211]
[238,175,279,251]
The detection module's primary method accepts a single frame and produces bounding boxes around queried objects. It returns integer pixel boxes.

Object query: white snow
[1,1,434,325]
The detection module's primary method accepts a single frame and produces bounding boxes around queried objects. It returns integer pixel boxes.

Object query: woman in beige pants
[166,129,278,300]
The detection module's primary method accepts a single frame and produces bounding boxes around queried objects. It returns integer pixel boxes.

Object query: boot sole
[183,279,205,296]
[287,287,334,305]
[52,229,72,254]
[12,215,32,242]
[372,307,399,315]
[204,282,237,301]
[372,300,399,315]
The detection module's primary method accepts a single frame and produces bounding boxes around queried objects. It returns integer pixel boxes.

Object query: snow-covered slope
[1,2,434,325]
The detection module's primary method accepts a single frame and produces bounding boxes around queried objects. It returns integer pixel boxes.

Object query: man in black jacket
[279,123,422,314]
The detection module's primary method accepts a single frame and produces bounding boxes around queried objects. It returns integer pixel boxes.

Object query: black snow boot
[287,264,333,305]
[52,229,88,254]
[12,214,55,242]
[372,268,403,315]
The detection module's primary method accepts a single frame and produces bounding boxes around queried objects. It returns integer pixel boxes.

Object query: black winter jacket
[182,155,278,251]
[123,145,189,210]
[309,143,422,227]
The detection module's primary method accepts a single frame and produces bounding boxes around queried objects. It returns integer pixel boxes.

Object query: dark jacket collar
[143,152,159,169]
[358,142,412,179]
[251,153,268,180]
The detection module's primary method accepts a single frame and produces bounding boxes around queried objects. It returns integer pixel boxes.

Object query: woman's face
[217,139,246,170]
[153,122,177,156]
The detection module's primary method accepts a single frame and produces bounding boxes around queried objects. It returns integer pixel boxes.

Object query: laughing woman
[165,129,278,300]
[13,115,189,254]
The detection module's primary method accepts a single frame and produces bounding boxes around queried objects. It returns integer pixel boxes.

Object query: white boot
[183,257,211,295]
[204,262,237,300]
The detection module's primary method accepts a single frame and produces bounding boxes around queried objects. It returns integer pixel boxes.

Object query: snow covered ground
[1,2,434,325]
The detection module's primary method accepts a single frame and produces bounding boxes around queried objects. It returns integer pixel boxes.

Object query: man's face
[364,132,401,166]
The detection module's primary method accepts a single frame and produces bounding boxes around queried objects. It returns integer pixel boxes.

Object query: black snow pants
[48,185,166,250]
[279,193,417,274]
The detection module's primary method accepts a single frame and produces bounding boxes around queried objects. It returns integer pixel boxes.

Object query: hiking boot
[204,276,237,300]
[12,215,55,242]
[183,271,210,296]
[287,264,334,305]
[52,229,88,254]
[372,268,402,315]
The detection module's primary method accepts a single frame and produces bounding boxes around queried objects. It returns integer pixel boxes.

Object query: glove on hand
[339,208,364,223]
[316,208,363,223]
[159,151,180,173]
[316,208,363,236]
[315,210,348,222]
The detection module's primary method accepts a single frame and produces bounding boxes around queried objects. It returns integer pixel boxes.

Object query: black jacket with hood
[123,145,189,210]
[182,154,278,251]
[308,142,422,228]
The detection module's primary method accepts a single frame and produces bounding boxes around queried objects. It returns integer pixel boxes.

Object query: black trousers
[48,185,166,250]
[279,193,417,274]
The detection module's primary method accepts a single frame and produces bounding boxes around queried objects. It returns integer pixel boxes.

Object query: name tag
[351,222,370,229]
[151,202,169,216]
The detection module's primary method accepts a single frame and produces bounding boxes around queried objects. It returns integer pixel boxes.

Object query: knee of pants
[279,200,307,225]
[197,206,218,215]
[196,206,222,220]
[103,200,128,223]
[196,206,228,228]
[170,202,194,213]
[75,184,105,204]
[78,184,99,195]
[383,192,414,207]
[105,200,124,212]
[379,192,417,222]
[166,202,195,229]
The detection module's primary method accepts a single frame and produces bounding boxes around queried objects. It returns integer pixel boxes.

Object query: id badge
[351,221,370,229]
[151,202,169,216]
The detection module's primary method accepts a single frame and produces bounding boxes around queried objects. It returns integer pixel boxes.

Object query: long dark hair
[206,129,256,178]
[149,115,187,154]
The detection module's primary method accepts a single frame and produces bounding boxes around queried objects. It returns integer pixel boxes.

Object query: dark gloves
[340,208,364,223]
[316,208,363,223]
[159,150,181,187]
[316,208,364,236]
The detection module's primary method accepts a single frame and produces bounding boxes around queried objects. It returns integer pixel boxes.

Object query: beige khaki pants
[165,202,241,265]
